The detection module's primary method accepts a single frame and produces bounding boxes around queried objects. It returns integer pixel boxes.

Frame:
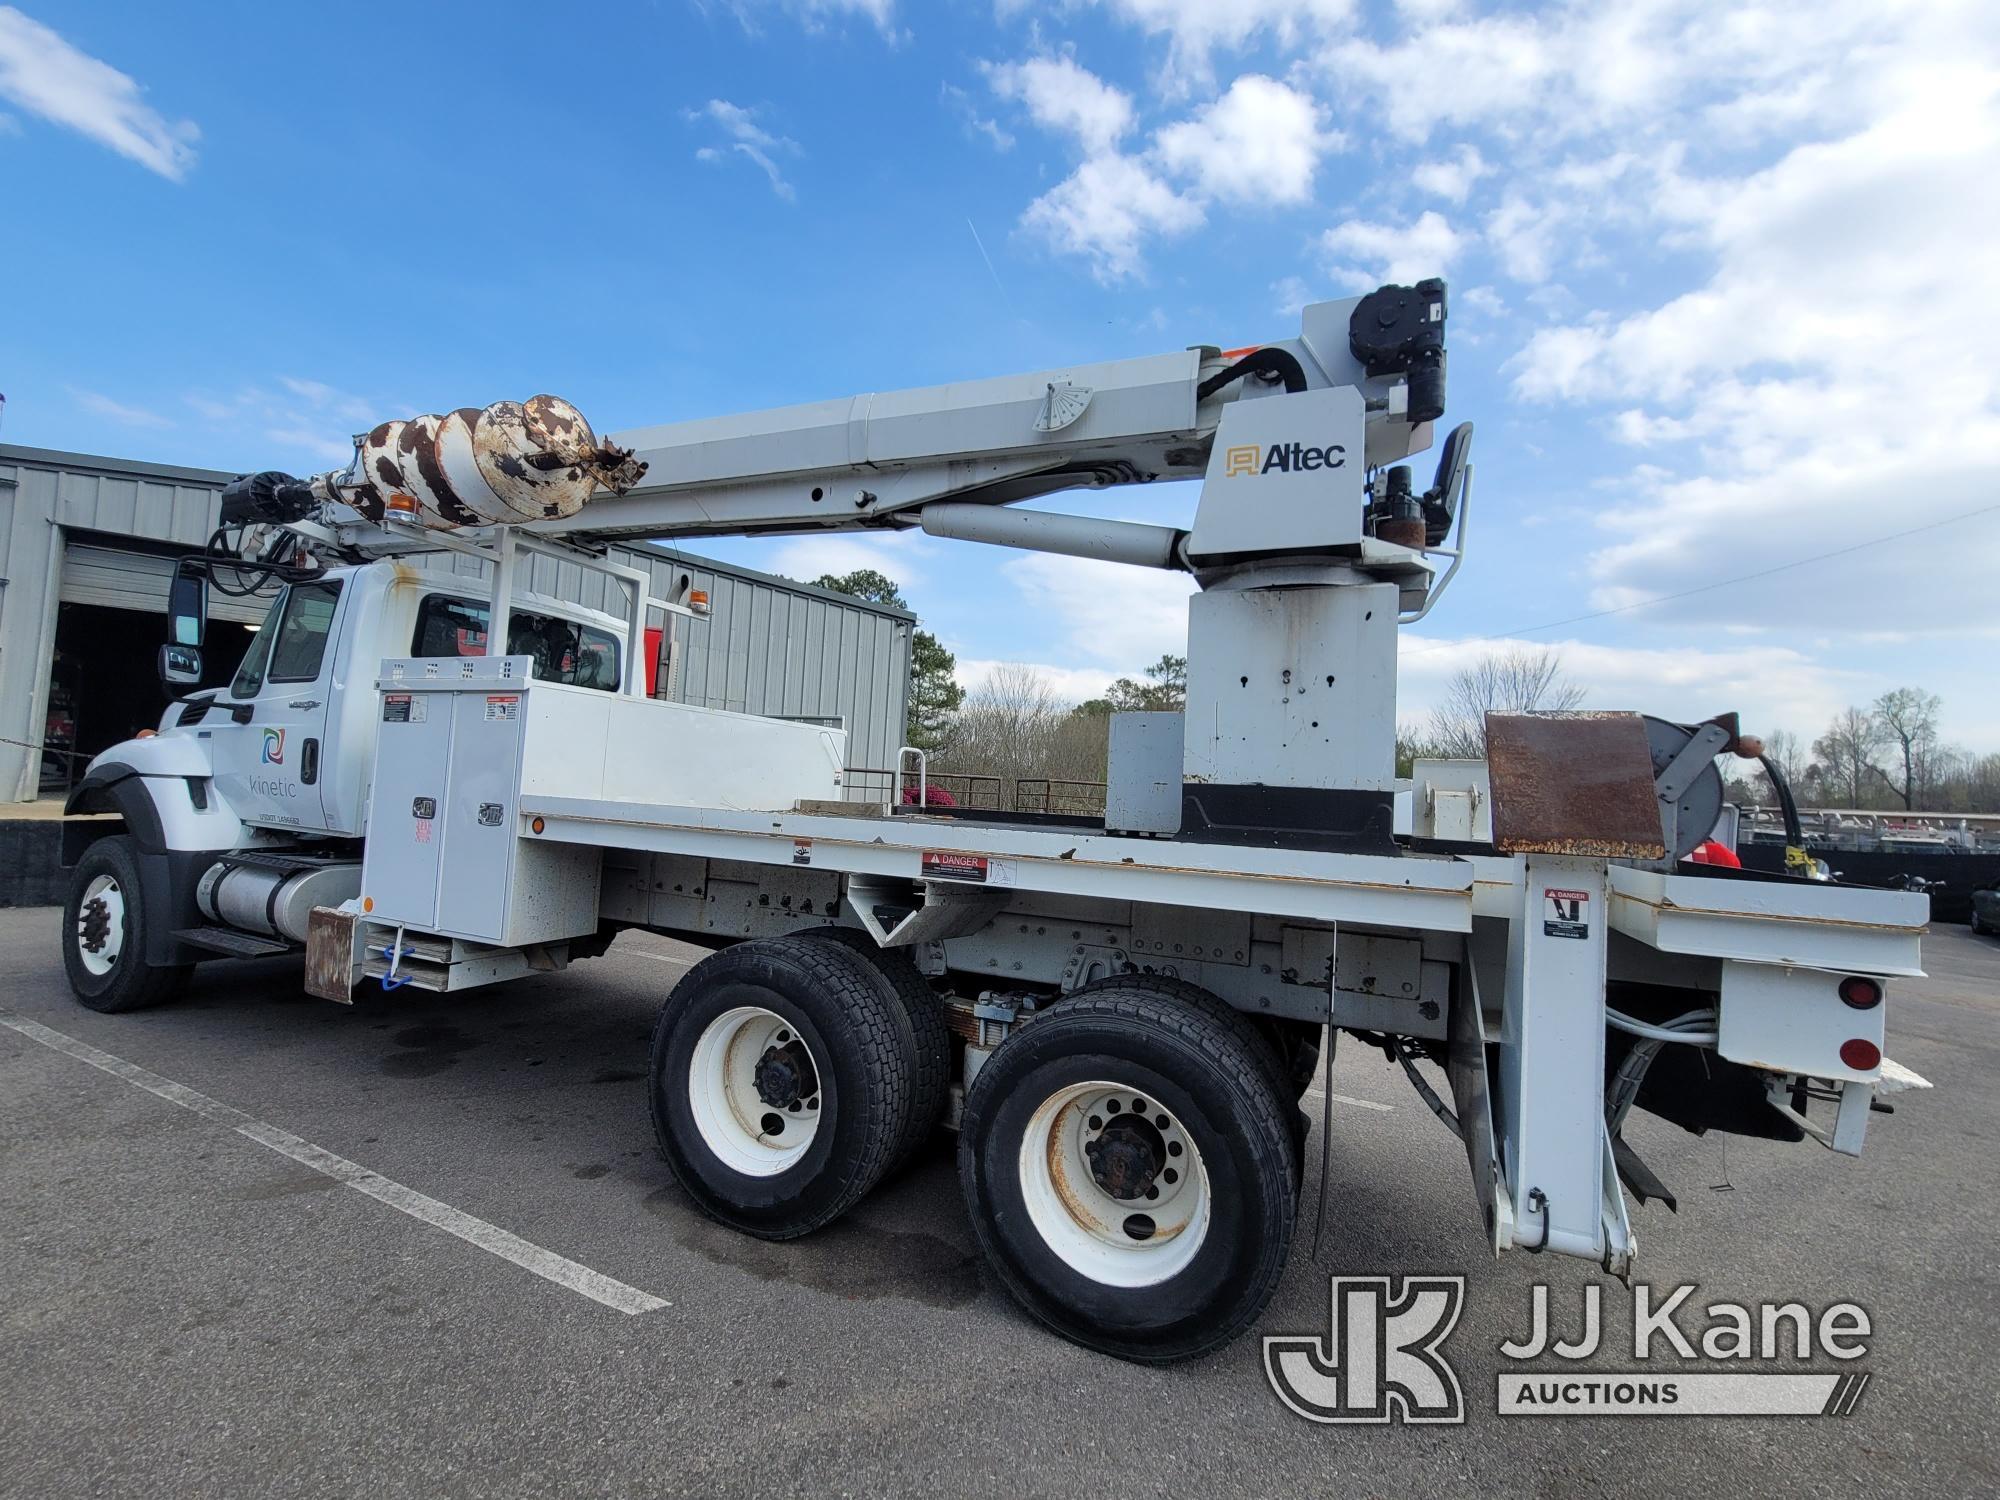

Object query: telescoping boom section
[61,281,1930,1364]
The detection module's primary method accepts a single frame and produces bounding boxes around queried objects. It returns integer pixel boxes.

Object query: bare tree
[1422,646,1587,759]
[1811,706,1886,808]
[1871,687,1942,810]
[1760,728,1806,785]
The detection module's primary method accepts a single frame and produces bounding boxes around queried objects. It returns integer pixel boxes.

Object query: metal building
[0,443,912,805]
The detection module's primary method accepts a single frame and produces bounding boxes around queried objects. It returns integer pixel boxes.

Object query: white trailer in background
[60,283,1930,1362]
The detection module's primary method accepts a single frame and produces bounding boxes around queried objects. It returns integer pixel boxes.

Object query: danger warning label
[920,851,989,883]
[1543,888,1590,940]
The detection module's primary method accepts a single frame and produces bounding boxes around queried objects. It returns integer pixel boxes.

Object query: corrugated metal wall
[0,445,912,802]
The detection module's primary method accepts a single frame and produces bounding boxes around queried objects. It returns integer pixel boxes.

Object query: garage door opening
[42,603,256,796]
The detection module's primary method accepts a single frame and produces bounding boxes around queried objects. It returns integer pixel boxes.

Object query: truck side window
[410,594,621,692]
[229,594,282,699]
[266,581,345,683]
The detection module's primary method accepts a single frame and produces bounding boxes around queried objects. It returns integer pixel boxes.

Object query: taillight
[1832,976,1880,1012]
[1838,975,1882,1009]
[1839,1038,1881,1071]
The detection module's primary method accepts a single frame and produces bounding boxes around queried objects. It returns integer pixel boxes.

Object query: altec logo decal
[260,728,285,765]
[1224,441,1346,478]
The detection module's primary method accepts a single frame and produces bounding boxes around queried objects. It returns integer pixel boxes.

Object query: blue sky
[3,1,1996,752]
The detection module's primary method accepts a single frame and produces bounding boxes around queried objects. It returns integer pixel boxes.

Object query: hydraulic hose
[1759,752,1815,877]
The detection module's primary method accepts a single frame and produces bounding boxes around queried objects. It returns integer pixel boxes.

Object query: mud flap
[305,906,362,1003]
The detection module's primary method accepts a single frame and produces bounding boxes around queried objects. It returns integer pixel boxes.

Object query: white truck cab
[63,559,630,985]
[135,561,627,840]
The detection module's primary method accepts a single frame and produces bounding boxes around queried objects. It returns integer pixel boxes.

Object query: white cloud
[1272,275,1313,316]
[182,379,397,468]
[1460,284,1504,317]
[1000,552,1196,668]
[1321,209,1466,287]
[1504,45,2000,634]
[1155,74,1337,205]
[1314,2,1885,147]
[941,82,1013,150]
[70,387,171,429]
[1032,0,1357,91]
[761,531,934,589]
[991,64,1333,277]
[713,0,899,39]
[689,98,800,200]
[1411,144,1486,203]
[0,7,197,179]
[1397,633,1870,739]
[954,658,1118,704]
[983,54,1134,154]
[1021,153,1204,281]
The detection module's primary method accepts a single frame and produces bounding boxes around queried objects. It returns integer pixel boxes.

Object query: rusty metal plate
[1485,711,1666,858]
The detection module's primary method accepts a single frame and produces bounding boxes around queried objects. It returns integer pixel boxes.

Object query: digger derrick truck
[60,284,1931,1362]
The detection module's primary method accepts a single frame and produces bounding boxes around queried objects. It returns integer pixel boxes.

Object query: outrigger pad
[1484,711,1666,859]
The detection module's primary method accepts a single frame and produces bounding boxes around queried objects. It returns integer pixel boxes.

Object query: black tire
[62,835,191,1014]
[1972,909,1989,936]
[1264,1021,1325,1099]
[1069,972,1290,1097]
[958,984,1299,1363]
[649,936,911,1239]
[796,925,952,1169]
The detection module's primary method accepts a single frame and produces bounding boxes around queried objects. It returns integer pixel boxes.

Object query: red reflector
[1838,975,1883,1010]
[1839,1038,1881,1071]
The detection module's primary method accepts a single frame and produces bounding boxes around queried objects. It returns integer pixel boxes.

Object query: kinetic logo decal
[1223,442,1346,477]
[260,727,285,765]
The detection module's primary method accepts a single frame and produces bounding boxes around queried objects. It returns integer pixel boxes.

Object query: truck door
[207,579,344,831]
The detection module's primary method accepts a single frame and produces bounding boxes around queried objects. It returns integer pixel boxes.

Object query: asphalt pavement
[2,906,1995,1499]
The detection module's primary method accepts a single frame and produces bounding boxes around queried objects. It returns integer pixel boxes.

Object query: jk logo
[1264,1276,1466,1424]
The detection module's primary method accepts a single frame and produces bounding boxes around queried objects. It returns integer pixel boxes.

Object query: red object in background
[901,783,958,807]
[644,627,662,697]
[1687,839,1743,868]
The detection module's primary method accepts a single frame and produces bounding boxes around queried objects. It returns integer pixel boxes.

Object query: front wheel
[958,984,1299,1363]
[61,835,190,1014]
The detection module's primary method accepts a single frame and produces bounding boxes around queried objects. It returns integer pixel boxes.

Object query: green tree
[812,568,964,751]
[1075,653,1187,715]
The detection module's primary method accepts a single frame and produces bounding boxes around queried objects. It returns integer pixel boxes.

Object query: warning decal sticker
[793,837,813,867]
[484,694,520,722]
[1543,888,1590,940]
[920,851,989,883]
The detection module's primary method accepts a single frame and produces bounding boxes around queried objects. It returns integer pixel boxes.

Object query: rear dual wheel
[958,980,1300,1363]
[649,935,928,1239]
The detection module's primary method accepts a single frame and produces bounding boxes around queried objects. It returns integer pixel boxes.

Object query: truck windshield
[411,595,621,692]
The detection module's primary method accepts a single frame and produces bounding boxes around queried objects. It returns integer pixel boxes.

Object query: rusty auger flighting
[220,395,646,538]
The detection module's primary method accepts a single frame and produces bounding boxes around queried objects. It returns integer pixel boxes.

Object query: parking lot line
[0,1007,671,1317]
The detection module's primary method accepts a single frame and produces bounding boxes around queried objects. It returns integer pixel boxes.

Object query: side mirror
[159,643,202,689]
[168,560,208,648]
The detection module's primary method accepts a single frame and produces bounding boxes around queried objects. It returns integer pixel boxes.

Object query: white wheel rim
[76,874,126,977]
[1019,1080,1211,1288]
[687,1006,823,1177]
